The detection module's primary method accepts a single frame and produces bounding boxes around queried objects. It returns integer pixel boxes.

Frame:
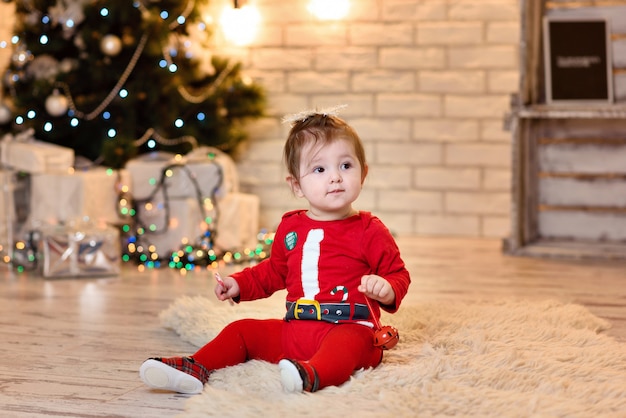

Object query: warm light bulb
[220,5,260,46]
[308,0,350,20]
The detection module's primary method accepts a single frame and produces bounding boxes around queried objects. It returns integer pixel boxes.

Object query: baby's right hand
[214,275,240,302]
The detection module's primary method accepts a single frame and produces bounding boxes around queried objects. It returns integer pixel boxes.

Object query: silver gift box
[42,225,121,278]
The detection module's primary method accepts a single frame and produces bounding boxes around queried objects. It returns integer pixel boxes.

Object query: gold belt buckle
[293,299,321,320]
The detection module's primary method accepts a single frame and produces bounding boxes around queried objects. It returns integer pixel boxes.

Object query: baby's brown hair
[283,112,367,181]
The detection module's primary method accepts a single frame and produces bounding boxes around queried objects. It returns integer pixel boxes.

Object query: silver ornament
[100,34,122,56]
[0,101,11,124]
[45,90,69,117]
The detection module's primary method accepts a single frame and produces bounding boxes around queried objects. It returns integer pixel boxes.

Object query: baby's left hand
[358,274,395,306]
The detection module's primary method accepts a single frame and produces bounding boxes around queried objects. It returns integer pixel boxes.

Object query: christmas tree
[0,0,265,168]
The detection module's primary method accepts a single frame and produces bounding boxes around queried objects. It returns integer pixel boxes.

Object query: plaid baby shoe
[139,356,211,394]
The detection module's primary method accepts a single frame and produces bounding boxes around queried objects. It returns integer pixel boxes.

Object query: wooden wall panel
[538,211,626,241]
[539,178,626,207]
[538,143,626,173]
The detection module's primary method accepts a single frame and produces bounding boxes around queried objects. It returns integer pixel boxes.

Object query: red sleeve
[230,215,290,301]
[361,215,411,313]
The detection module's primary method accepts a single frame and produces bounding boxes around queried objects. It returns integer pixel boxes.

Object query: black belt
[285,299,370,323]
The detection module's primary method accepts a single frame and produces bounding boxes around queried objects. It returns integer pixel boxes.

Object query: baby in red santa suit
[139,105,411,394]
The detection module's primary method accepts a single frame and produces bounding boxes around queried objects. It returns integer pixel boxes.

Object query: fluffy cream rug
[159,295,626,417]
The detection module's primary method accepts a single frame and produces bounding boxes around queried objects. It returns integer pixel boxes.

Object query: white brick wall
[0,0,521,239]
[234,0,519,238]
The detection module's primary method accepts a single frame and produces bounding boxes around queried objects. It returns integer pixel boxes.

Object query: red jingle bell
[363,295,400,350]
[373,325,400,350]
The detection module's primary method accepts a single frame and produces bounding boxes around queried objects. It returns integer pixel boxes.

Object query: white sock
[278,359,304,393]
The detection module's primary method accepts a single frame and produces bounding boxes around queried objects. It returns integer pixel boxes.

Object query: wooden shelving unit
[504,0,626,259]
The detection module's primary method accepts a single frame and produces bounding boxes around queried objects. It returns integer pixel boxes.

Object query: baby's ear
[361,164,369,183]
[286,175,304,197]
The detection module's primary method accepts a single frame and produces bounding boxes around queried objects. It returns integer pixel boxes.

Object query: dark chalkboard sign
[543,18,612,103]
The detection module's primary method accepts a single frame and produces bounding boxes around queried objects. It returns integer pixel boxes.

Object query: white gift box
[126,149,235,201]
[127,147,257,255]
[187,146,239,194]
[28,168,132,226]
[215,192,260,250]
[135,192,259,254]
[135,197,205,254]
[1,134,74,174]
[0,170,16,240]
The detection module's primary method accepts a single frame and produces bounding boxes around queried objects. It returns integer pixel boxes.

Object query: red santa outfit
[190,210,411,390]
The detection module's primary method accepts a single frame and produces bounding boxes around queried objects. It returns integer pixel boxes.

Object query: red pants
[191,318,383,390]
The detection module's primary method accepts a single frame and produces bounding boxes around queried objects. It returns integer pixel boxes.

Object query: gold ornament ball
[100,34,122,56]
[45,91,69,117]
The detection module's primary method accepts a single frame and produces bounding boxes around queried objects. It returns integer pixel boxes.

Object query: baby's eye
[341,163,352,170]
[313,166,325,173]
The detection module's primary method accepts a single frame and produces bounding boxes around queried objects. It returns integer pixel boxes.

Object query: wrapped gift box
[127,147,258,255]
[215,192,260,250]
[135,197,206,255]
[1,132,74,174]
[135,192,260,255]
[28,168,131,225]
[0,170,33,242]
[0,170,16,242]
[41,223,121,278]
[187,146,239,194]
[126,151,231,201]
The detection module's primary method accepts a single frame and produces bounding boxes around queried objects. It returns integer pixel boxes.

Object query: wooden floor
[0,236,624,417]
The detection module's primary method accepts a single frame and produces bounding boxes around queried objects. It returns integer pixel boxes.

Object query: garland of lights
[134,161,222,242]
[119,157,275,271]
[1,158,275,272]
[0,1,271,272]
[4,1,246,147]
[122,159,222,267]
[52,0,212,120]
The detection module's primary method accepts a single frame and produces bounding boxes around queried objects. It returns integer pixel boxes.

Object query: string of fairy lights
[119,153,273,272]
[0,2,273,274]
[2,158,274,273]
[119,154,274,271]
[0,2,231,147]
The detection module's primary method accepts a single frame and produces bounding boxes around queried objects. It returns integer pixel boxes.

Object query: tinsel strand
[134,0,195,30]
[169,0,196,30]
[57,33,149,121]
[133,127,198,148]
[177,60,237,104]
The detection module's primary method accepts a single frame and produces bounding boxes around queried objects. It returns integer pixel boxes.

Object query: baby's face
[293,138,364,220]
